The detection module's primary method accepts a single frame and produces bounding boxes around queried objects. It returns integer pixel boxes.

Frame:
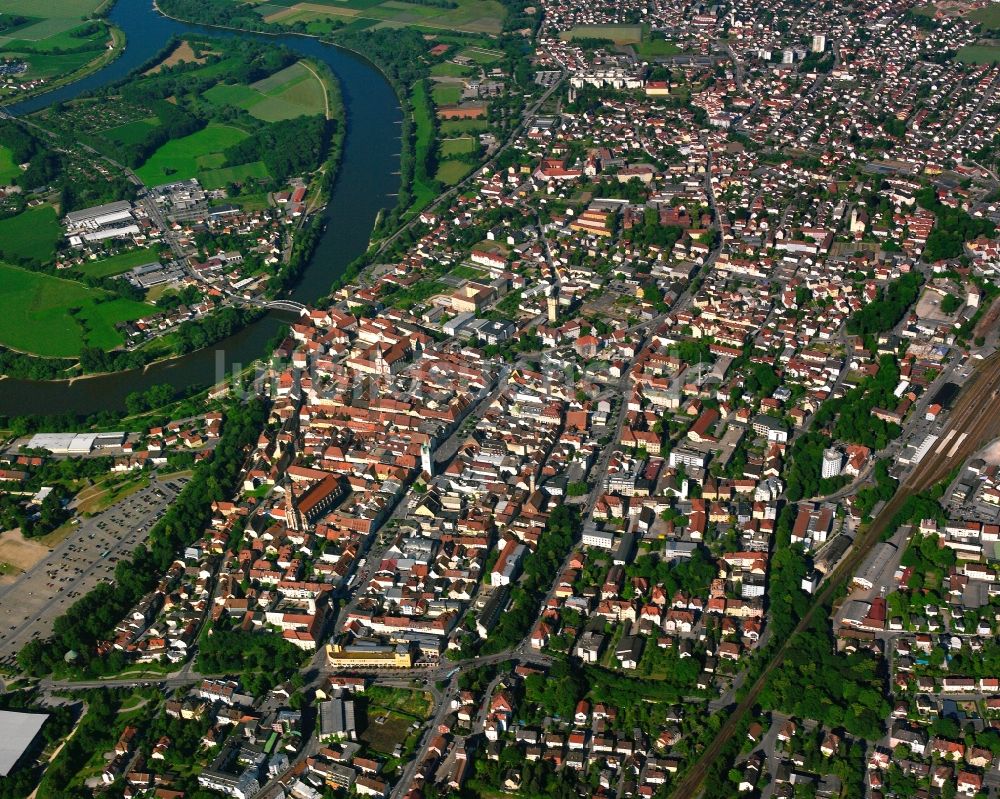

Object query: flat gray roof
[0,709,49,776]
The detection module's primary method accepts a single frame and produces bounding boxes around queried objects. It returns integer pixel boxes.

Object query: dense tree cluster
[759,617,889,740]
[224,115,330,184]
[156,0,278,32]
[916,186,996,262]
[478,505,579,655]
[812,355,903,450]
[783,430,849,501]
[174,306,264,355]
[35,693,122,799]
[846,272,922,336]
[196,625,306,694]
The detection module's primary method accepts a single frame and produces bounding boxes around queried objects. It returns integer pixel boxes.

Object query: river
[0,0,401,416]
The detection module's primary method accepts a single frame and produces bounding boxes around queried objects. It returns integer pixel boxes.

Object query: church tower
[284,483,302,532]
[421,440,433,477]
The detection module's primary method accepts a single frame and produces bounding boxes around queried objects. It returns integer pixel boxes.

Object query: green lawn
[635,37,681,57]
[431,83,462,105]
[409,80,438,213]
[134,123,249,186]
[0,205,62,262]
[105,117,160,146]
[0,145,20,184]
[956,44,1000,64]
[0,262,151,356]
[199,160,269,189]
[74,247,160,278]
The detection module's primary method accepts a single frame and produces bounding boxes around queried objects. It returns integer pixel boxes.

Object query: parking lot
[0,474,189,665]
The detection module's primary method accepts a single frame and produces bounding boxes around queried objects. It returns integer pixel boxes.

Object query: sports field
[254,0,505,35]
[431,83,462,105]
[441,118,488,135]
[430,61,474,78]
[457,45,504,64]
[0,263,151,357]
[0,204,62,262]
[559,24,644,44]
[0,145,20,184]
[440,136,475,156]
[134,123,250,186]
[635,37,681,58]
[203,60,328,122]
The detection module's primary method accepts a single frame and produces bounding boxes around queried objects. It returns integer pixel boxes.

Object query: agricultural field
[0,263,151,357]
[956,43,1000,63]
[558,23,644,44]
[0,144,21,184]
[0,1,119,97]
[0,204,62,262]
[144,40,210,74]
[254,0,505,34]
[203,60,328,122]
[74,247,161,279]
[968,4,1000,29]
[0,0,106,43]
[134,123,252,186]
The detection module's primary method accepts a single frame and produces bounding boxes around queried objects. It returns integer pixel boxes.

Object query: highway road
[671,349,1000,798]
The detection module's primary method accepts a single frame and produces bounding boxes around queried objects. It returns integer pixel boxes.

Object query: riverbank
[151,0,419,232]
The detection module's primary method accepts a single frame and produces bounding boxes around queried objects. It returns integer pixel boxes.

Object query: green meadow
[0,263,151,357]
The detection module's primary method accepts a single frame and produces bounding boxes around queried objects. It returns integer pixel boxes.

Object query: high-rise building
[821,448,843,479]
[811,33,826,53]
